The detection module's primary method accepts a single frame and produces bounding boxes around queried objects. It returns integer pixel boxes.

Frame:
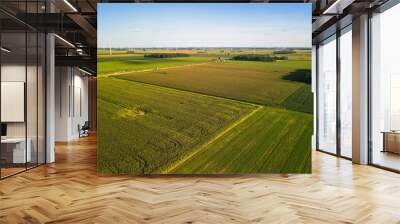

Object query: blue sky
[98,3,311,48]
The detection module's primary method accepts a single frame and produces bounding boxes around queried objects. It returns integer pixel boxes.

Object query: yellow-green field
[167,106,312,174]
[117,60,312,113]
[97,49,313,174]
[98,54,212,75]
[97,49,310,75]
[98,78,255,173]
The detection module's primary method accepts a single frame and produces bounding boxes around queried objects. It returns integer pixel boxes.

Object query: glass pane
[0,1,46,178]
[318,35,337,154]
[25,0,38,169]
[371,4,400,171]
[27,31,38,169]
[1,31,27,177]
[340,27,352,158]
[38,33,45,165]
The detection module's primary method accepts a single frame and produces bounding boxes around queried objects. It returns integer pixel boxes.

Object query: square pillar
[352,14,369,164]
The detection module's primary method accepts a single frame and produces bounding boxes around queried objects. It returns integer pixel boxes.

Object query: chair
[78,121,90,138]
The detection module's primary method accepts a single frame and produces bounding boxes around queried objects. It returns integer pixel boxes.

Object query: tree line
[273,50,296,54]
[231,54,287,62]
[144,53,190,58]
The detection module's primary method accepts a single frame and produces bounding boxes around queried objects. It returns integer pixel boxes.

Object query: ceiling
[1,0,393,73]
[311,0,390,43]
[0,0,98,74]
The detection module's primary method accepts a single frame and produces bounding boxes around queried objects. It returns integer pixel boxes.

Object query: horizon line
[97,47,311,49]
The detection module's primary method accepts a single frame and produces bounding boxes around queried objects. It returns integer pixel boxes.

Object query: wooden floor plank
[0,135,399,223]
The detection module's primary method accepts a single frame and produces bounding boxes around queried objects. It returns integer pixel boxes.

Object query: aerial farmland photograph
[97,3,312,174]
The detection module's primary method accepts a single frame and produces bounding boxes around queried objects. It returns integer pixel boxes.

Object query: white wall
[77,72,89,138]
[1,63,46,164]
[55,66,70,141]
[1,64,26,140]
[1,65,31,139]
[1,82,25,122]
[1,64,26,81]
[55,67,89,141]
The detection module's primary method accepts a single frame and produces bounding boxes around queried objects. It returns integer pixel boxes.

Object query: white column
[55,67,74,141]
[46,32,55,163]
[352,14,369,164]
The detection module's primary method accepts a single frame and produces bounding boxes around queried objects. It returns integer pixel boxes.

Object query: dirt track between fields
[102,62,211,77]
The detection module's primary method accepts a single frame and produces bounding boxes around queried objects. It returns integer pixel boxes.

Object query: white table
[1,138,31,163]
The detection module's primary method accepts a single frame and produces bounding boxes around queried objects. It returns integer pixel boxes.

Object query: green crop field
[167,107,312,174]
[98,49,313,174]
[98,53,214,75]
[98,78,256,174]
[117,60,312,113]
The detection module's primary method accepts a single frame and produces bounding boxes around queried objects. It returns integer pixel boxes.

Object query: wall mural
[97,3,313,174]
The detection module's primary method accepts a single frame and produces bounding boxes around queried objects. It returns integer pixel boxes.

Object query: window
[339,26,352,158]
[317,35,337,154]
[370,2,400,171]
[0,1,46,179]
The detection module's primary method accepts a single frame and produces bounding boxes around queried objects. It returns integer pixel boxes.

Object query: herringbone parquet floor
[1,135,400,224]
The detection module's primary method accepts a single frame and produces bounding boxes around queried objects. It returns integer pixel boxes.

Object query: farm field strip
[161,105,263,173]
[103,62,212,77]
[168,106,313,174]
[97,77,257,174]
[98,54,214,76]
[281,85,313,114]
[116,60,312,114]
